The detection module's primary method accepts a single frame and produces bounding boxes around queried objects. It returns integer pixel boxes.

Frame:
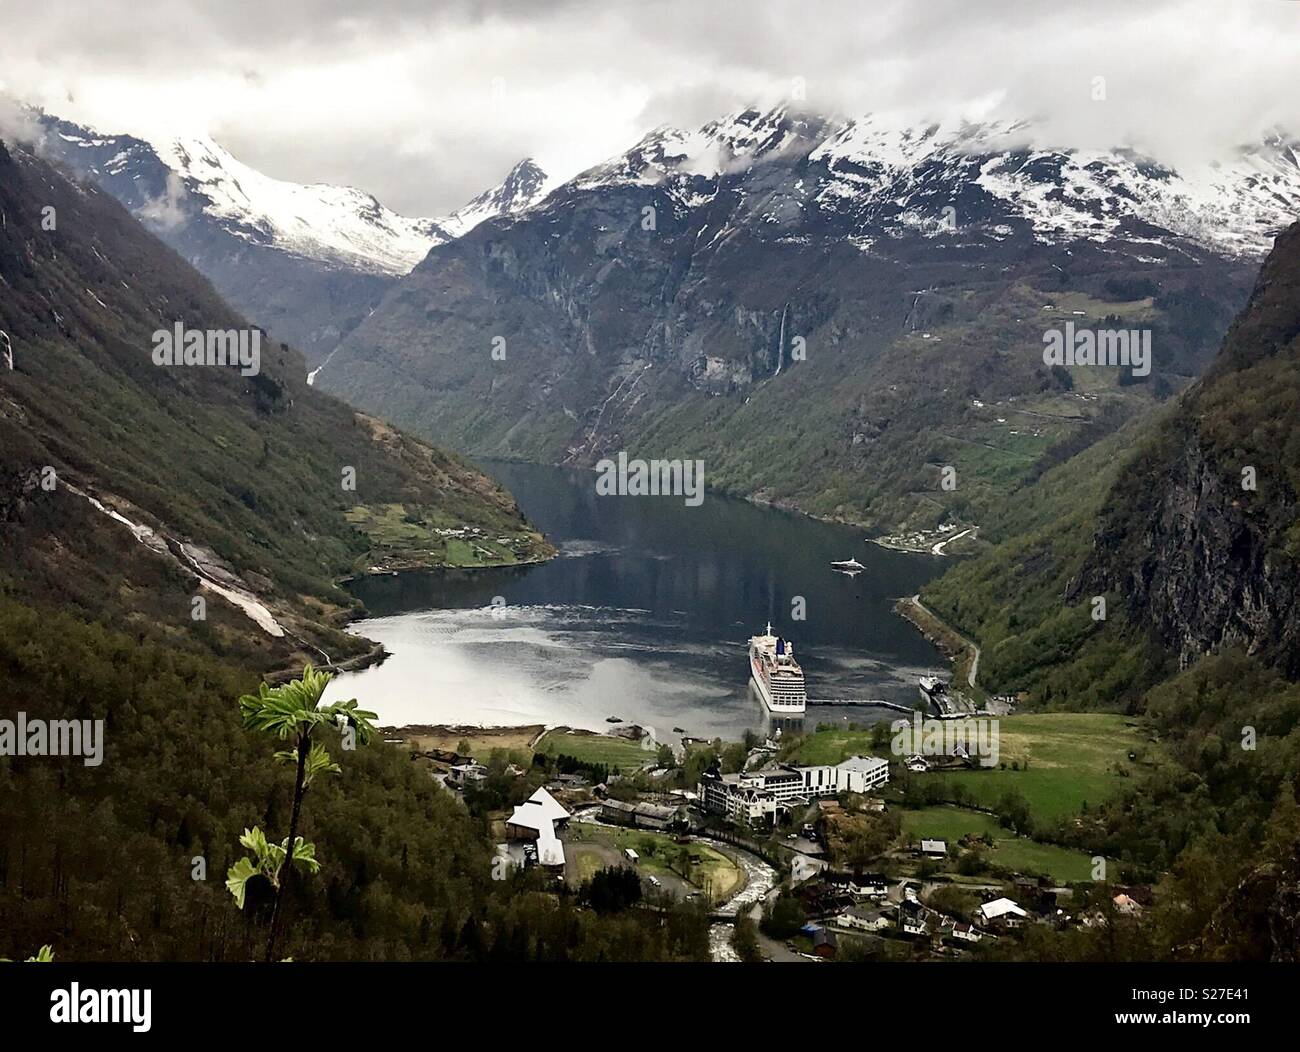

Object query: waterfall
[774,304,789,377]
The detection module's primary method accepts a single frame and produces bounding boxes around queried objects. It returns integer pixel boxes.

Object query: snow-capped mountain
[148,136,451,275]
[43,118,551,275]
[439,158,553,240]
[568,106,1300,259]
[319,103,1300,531]
[35,113,552,362]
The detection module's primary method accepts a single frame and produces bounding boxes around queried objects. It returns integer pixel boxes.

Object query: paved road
[930,528,974,556]
[910,593,980,690]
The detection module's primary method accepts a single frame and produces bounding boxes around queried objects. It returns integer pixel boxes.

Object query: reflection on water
[326,461,942,740]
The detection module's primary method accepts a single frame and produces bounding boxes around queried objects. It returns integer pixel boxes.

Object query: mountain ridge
[0,134,551,675]
[30,112,554,364]
[923,218,1300,706]
[319,104,1293,532]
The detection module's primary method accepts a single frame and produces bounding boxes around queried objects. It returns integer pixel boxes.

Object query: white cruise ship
[749,622,807,714]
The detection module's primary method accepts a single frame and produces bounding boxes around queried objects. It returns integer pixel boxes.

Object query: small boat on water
[830,557,864,572]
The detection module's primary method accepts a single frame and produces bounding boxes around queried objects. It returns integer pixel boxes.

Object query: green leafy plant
[0,945,54,962]
[226,664,376,961]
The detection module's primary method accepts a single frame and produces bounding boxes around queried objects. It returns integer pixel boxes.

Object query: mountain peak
[438,157,552,239]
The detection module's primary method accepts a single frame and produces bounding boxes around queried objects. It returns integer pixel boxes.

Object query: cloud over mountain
[2,0,1298,214]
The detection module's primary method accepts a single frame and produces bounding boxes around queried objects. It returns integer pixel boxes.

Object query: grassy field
[566,842,613,885]
[345,502,549,570]
[786,729,888,766]
[900,805,1102,883]
[988,839,1099,883]
[935,712,1150,824]
[565,824,743,903]
[792,712,1151,828]
[900,805,1002,842]
[538,729,656,771]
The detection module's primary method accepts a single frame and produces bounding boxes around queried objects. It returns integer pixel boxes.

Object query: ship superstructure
[749,622,808,714]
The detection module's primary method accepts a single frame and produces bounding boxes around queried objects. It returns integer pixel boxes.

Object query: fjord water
[328,461,942,742]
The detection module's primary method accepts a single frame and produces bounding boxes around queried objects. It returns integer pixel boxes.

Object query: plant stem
[265,730,310,962]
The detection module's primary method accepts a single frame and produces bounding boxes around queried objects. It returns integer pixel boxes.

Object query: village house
[812,928,838,958]
[920,839,948,857]
[1112,893,1144,916]
[836,905,891,933]
[447,762,488,788]
[976,897,1028,930]
[801,923,839,958]
[505,787,572,871]
[428,749,473,766]
[599,798,683,831]
[791,854,827,884]
[832,873,889,900]
[948,922,986,944]
[898,899,929,937]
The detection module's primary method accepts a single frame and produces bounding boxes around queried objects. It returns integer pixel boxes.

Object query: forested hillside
[0,136,549,673]
[321,106,1277,534]
[923,221,1300,960]
[0,137,705,962]
[0,599,708,961]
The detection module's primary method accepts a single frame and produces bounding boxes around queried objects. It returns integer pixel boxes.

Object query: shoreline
[322,542,561,676]
[480,454,981,557]
[322,461,964,734]
[894,592,981,693]
[337,550,555,586]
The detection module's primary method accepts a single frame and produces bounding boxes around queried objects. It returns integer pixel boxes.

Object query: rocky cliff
[319,105,1288,530]
[1080,222,1300,674]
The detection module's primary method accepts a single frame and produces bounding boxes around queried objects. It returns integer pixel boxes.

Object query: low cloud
[1,0,1297,214]
[137,172,189,231]
[0,96,46,151]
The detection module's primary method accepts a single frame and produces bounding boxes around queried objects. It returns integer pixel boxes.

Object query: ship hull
[750,650,807,715]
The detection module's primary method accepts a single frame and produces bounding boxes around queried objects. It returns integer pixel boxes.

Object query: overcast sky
[1,0,1298,215]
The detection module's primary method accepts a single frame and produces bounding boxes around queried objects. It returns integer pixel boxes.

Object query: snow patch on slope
[153,136,449,274]
[566,106,1300,260]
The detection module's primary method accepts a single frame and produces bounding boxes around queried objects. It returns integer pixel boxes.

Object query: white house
[448,762,488,787]
[920,839,948,857]
[505,787,570,838]
[976,897,1028,928]
[834,874,889,900]
[790,854,827,884]
[836,906,891,933]
[949,922,985,943]
[506,787,571,871]
[898,901,929,936]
